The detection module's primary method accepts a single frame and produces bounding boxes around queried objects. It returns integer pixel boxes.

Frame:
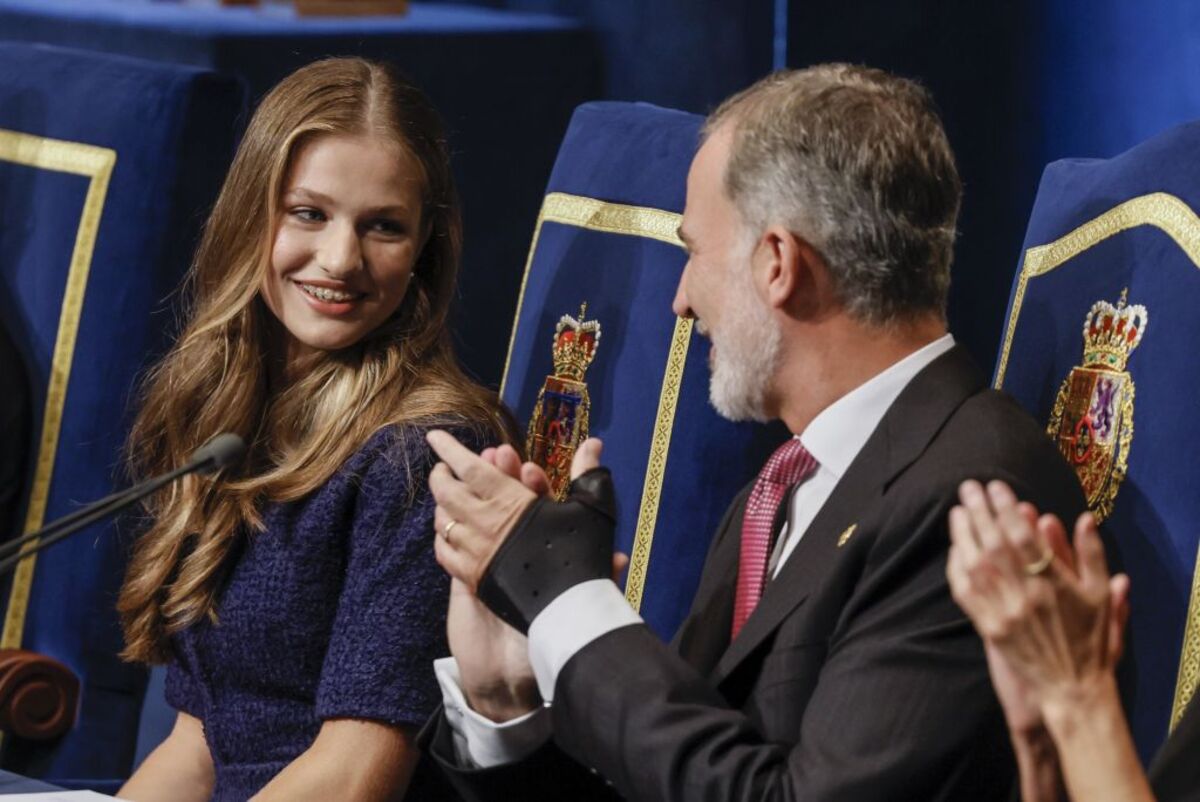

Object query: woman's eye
[368,218,406,237]
[290,207,325,223]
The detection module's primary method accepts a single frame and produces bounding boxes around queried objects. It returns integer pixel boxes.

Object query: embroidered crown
[1081,289,1148,371]
[551,303,601,381]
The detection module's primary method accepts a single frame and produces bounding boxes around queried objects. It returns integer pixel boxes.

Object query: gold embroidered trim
[499,215,546,401]
[995,192,1200,388]
[624,316,692,611]
[993,191,1200,732]
[0,129,117,650]
[499,192,686,611]
[500,193,684,397]
[539,192,685,247]
[1174,540,1200,730]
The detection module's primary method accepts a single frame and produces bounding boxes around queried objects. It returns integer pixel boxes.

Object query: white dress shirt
[436,333,956,768]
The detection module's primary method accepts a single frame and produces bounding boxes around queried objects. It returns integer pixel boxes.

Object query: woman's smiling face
[262,132,425,361]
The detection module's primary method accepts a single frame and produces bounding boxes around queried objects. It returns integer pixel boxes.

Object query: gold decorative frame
[0,129,116,650]
[501,192,686,611]
[995,193,1200,387]
[993,191,1200,731]
[1176,544,1200,731]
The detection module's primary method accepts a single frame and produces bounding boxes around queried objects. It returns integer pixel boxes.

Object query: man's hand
[434,435,611,721]
[443,444,541,721]
[429,431,539,591]
[429,433,607,589]
[447,576,541,722]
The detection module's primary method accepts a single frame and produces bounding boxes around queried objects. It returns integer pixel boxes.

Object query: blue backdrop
[784,0,1200,380]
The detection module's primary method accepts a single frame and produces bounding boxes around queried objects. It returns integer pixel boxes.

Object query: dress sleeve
[164,655,204,719]
[315,425,489,727]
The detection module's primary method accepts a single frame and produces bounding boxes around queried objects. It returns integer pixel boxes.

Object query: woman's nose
[317,222,363,277]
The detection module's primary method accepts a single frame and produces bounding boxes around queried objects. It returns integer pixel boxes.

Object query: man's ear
[758,225,828,318]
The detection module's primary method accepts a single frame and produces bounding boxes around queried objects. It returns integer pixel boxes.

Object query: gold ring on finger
[442,519,459,546]
[1022,546,1054,577]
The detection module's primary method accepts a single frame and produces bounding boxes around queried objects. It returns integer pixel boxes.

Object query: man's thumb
[570,437,604,480]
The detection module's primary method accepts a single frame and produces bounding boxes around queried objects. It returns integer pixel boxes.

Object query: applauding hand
[947,480,1129,717]
[431,434,611,721]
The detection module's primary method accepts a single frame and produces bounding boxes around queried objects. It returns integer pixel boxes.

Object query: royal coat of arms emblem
[526,303,601,500]
[1046,290,1147,522]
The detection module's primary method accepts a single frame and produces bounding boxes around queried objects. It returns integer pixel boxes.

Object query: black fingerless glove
[477,468,617,634]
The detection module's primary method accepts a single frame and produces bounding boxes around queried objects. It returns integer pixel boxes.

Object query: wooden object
[0,649,80,741]
[295,0,408,15]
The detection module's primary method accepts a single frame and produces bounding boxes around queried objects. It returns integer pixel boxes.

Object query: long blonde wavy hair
[118,58,515,663]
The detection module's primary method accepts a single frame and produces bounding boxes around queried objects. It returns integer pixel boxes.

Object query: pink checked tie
[731,439,817,640]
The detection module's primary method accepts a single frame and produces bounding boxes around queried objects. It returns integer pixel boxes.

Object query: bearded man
[419,64,1087,801]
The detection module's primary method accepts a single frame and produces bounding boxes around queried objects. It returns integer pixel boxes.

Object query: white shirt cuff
[434,656,552,769]
[527,578,643,702]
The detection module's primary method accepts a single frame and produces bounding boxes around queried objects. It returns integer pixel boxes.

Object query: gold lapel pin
[837,524,857,548]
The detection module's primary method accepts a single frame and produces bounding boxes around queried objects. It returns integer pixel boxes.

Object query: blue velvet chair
[500,101,785,641]
[993,120,1200,763]
[0,42,243,786]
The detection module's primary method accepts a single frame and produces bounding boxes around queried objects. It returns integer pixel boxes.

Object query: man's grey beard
[707,269,781,423]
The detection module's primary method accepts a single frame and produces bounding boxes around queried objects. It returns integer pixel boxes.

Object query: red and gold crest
[1047,290,1147,522]
[526,304,601,500]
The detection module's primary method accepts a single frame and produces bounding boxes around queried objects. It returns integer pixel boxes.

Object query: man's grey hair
[705,64,962,325]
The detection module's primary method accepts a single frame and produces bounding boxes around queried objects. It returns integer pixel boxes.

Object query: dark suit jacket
[1150,697,1200,802]
[423,346,1088,801]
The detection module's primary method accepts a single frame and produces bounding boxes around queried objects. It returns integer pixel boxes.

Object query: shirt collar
[799,334,956,479]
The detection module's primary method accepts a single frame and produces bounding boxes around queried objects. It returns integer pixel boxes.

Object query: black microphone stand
[0,434,245,576]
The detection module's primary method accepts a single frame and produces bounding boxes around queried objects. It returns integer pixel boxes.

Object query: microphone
[0,433,246,575]
[186,432,245,475]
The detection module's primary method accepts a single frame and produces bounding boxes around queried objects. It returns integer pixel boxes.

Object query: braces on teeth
[301,283,355,302]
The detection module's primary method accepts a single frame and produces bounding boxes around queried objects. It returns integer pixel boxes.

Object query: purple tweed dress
[164,423,480,801]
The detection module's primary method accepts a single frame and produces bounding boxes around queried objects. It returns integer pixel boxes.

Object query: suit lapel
[710,346,985,686]
[673,490,747,675]
[710,436,891,685]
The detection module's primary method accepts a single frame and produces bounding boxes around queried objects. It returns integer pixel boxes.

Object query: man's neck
[772,313,948,435]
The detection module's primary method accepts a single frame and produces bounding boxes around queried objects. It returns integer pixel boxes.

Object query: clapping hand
[946,480,1130,728]
[430,434,616,721]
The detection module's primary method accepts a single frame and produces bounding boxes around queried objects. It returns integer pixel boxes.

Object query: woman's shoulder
[333,417,498,536]
[347,415,502,486]
[365,415,500,459]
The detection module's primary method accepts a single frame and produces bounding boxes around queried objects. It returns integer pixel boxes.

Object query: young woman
[116,58,514,802]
